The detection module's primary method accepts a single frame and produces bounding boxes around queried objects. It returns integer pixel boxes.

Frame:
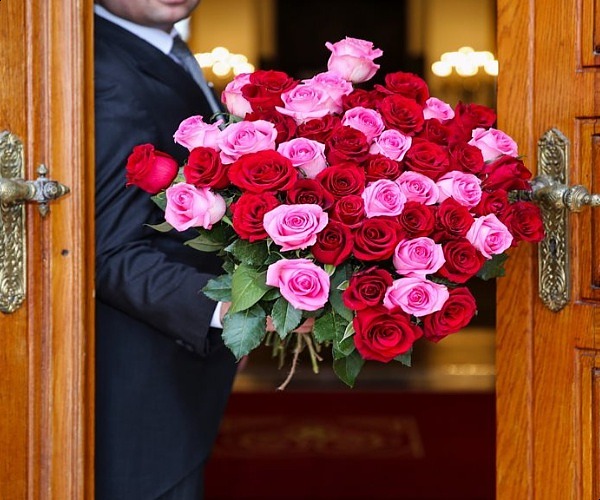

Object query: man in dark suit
[94,1,237,498]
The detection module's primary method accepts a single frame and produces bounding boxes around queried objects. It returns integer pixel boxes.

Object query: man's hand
[219,301,231,325]
[266,316,315,334]
[221,301,314,334]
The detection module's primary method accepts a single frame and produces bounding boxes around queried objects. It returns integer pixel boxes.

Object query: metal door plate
[0,131,26,313]
[537,128,569,311]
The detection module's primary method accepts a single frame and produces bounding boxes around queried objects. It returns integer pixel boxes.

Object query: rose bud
[125,143,178,194]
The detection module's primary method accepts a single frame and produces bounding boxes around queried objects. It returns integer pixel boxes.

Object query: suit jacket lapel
[94,15,207,106]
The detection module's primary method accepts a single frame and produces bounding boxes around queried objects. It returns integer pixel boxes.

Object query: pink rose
[423,97,455,122]
[383,277,449,317]
[325,37,383,83]
[266,258,330,311]
[436,170,482,208]
[369,129,412,161]
[164,183,226,231]
[342,106,385,142]
[221,73,253,118]
[396,171,440,205]
[277,137,328,179]
[217,119,277,164]
[361,179,407,217]
[302,71,353,113]
[468,127,518,162]
[392,237,446,277]
[276,82,336,124]
[263,203,329,251]
[466,213,513,259]
[173,115,223,151]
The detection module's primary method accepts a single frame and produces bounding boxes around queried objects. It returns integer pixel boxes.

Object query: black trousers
[156,465,204,500]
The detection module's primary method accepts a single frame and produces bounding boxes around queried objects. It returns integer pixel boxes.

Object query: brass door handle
[530,174,600,212]
[528,128,599,312]
[0,164,70,216]
[0,130,70,313]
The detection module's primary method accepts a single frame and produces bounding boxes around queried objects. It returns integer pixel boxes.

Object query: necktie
[169,35,222,116]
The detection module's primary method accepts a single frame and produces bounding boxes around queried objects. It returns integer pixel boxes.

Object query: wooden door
[496,0,600,498]
[0,1,94,499]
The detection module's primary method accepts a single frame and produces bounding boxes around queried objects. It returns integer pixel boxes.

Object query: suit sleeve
[94,71,221,356]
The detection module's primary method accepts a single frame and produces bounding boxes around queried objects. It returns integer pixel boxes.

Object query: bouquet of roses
[125,36,544,389]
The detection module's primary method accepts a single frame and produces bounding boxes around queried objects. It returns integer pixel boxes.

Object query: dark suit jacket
[94,15,236,500]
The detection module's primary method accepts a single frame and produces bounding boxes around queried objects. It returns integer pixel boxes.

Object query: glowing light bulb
[431,61,452,77]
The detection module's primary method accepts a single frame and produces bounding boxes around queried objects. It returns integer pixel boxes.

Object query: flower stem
[277,333,303,391]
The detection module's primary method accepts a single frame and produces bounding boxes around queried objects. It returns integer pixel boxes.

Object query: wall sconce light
[431,47,498,77]
[195,47,255,78]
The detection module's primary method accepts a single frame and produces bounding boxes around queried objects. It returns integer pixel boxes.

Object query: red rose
[422,287,477,342]
[504,201,545,243]
[353,306,423,363]
[330,195,365,227]
[287,178,334,209]
[449,142,484,174]
[297,114,342,143]
[311,221,353,266]
[378,71,429,105]
[246,109,297,145]
[183,146,229,189]
[241,70,298,112]
[231,192,280,242]
[447,101,497,143]
[362,154,402,182]
[397,201,436,237]
[342,267,394,310]
[228,150,297,193]
[377,94,425,136]
[418,118,451,145]
[341,88,380,111]
[472,189,510,218]
[432,198,475,241]
[482,155,532,191]
[325,126,371,164]
[438,239,485,283]
[454,101,496,129]
[125,143,178,194]
[316,163,366,199]
[403,139,451,181]
[353,217,404,261]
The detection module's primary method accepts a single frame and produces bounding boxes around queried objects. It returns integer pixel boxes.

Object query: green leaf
[333,333,355,358]
[313,309,349,343]
[261,288,282,302]
[202,274,232,302]
[151,192,167,211]
[477,252,509,280]
[394,349,412,367]
[222,259,235,275]
[185,234,225,253]
[146,221,173,233]
[336,279,349,291]
[341,321,355,341]
[225,239,269,267]
[329,264,354,322]
[333,350,365,388]
[230,264,271,313]
[222,304,267,359]
[184,224,232,253]
[220,214,233,227]
[270,297,303,339]
[329,290,354,322]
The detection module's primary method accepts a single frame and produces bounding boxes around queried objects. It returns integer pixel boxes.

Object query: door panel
[0,1,94,499]
[497,0,600,497]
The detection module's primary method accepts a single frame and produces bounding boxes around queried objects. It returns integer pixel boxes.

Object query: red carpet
[205,391,495,500]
